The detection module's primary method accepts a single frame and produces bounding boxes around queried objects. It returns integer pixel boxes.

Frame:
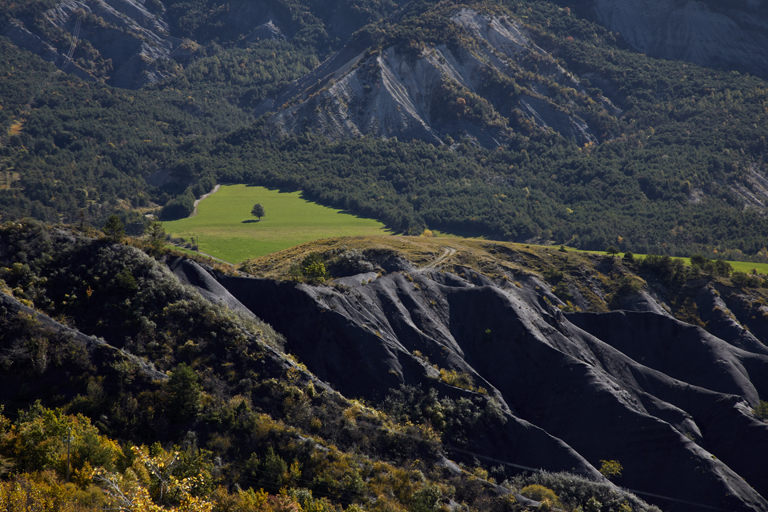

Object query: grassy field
[573,248,768,274]
[161,184,768,273]
[161,185,393,263]
[729,260,768,274]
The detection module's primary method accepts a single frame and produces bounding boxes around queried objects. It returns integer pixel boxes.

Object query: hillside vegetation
[0,220,673,512]
[0,0,766,260]
[4,222,768,510]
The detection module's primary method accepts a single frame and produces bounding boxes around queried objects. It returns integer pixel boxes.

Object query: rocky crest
[3,0,181,88]
[269,9,612,148]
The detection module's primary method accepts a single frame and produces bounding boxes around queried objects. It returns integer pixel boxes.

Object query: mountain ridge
[269,7,608,147]
[589,0,768,80]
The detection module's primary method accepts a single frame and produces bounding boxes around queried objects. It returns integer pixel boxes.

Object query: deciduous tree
[251,203,265,221]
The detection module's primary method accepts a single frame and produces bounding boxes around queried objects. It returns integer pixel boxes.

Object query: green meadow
[161,184,768,274]
[161,185,393,263]
[574,249,768,274]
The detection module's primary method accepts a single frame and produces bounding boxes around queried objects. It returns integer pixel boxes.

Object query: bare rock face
[245,21,286,43]
[181,258,768,512]
[3,0,180,89]
[591,0,768,78]
[0,21,96,83]
[270,9,609,148]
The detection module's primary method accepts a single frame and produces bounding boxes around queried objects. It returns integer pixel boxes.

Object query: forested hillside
[1,0,768,259]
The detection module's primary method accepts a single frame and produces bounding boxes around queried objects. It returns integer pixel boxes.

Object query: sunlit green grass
[161,185,393,263]
[570,248,768,274]
[728,260,768,274]
[162,184,768,274]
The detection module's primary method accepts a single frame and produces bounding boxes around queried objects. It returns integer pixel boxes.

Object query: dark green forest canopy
[0,0,767,260]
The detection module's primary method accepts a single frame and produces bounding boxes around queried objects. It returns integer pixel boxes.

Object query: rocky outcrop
[167,256,258,321]
[0,21,96,83]
[177,256,768,512]
[270,9,610,148]
[591,0,768,79]
[2,0,181,89]
[245,21,286,43]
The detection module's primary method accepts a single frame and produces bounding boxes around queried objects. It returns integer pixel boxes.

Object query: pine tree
[103,215,125,243]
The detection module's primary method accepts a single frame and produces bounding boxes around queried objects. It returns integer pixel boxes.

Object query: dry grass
[241,235,599,282]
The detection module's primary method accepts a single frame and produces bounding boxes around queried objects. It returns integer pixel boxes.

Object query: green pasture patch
[571,249,768,275]
[161,185,393,263]
[728,260,768,275]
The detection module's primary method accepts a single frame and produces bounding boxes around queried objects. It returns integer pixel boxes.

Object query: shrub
[327,249,375,276]
[615,276,644,296]
[166,363,202,422]
[160,191,195,220]
[732,271,760,288]
[102,215,125,243]
[599,459,622,480]
[511,471,660,511]
[438,369,474,390]
[300,253,327,282]
[520,485,561,508]
[754,400,768,421]
[714,259,733,276]
[543,269,564,284]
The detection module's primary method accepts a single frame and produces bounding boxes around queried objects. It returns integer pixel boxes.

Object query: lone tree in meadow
[251,203,265,221]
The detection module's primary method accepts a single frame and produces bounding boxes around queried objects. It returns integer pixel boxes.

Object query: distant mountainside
[1,0,768,259]
[269,8,612,147]
[4,0,767,88]
[0,0,405,88]
[1,0,180,88]
[589,0,768,79]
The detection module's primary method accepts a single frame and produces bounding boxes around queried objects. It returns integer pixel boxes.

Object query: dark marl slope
[175,257,768,512]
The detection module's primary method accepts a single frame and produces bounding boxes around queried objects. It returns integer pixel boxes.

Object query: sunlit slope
[161,184,393,263]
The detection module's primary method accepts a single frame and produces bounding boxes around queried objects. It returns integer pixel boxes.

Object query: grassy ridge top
[242,234,768,284]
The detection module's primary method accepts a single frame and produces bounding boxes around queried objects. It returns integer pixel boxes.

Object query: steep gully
[169,257,768,512]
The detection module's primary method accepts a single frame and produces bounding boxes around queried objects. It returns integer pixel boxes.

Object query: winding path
[420,247,457,271]
[190,184,221,217]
